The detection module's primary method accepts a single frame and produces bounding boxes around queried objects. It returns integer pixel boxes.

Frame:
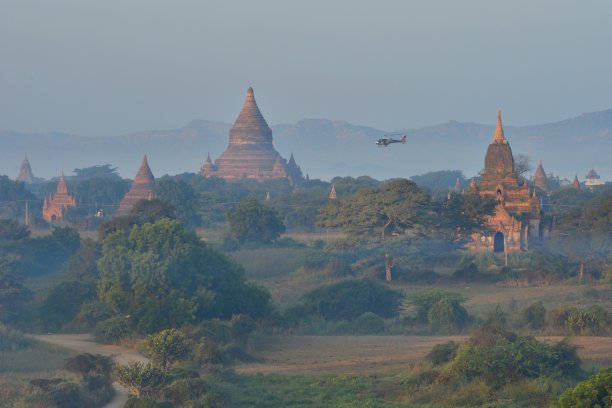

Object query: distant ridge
[1,110,610,181]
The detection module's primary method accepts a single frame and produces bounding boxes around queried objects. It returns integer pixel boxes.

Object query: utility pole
[25,200,28,227]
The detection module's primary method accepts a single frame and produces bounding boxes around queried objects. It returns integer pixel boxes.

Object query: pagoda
[572,175,580,190]
[117,155,156,215]
[200,87,303,184]
[533,160,549,192]
[43,172,76,222]
[16,155,34,184]
[468,111,540,253]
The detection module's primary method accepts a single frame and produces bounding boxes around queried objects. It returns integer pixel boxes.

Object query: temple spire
[493,110,507,144]
[135,155,155,183]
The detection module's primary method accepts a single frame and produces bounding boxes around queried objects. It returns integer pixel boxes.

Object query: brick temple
[16,155,34,184]
[200,87,303,184]
[43,172,76,222]
[117,155,156,215]
[468,111,541,252]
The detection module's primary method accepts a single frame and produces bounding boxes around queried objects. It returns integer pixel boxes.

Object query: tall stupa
[117,155,156,215]
[16,155,34,184]
[200,87,303,184]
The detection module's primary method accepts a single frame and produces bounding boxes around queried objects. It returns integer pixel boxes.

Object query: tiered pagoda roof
[200,88,303,184]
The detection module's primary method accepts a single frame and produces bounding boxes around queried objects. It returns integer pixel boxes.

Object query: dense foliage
[226,197,285,244]
[97,218,271,333]
[300,279,402,321]
[558,367,612,408]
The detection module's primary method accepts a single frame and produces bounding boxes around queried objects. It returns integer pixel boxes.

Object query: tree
[558,367,612,408]
[72,164,122,180]
[317,179,432,241]
[410,170,465,193]
[145,329,191,370]
[226,197,285,243]
[302,279,403,321]
[155,178,202,228]
[129,199,177,224]
[513,154,532,178]
[113,362,166,398]
[0,219,30,242]
[97,219,271,333]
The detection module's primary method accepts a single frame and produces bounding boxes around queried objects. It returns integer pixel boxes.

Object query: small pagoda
[533,160,549,193]
[16,155,34,184]
[117,155,156,215]
[200,87,303,184]
[43,172,76,222]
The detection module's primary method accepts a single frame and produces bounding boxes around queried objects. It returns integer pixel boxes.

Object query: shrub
[558,367,612,408]
[426,341,458,366]
[162,378,208,404]
[427,298,468,332]
[145,329,192,370]
[352,312,386,334]
[408,289,466,323]
[302,279,403,321]
[549,305,610,335]
[93,316,130,343]
[520,301,547,329]
[449,327,582,389]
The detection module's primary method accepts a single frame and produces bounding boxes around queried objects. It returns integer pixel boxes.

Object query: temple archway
[494,231,504,252]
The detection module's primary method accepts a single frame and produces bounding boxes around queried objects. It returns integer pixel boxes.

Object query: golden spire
[493,110,507,144]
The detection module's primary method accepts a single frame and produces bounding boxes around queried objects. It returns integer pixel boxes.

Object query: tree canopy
[317,178,432,241]
[97,218,271,333]
[226,197,285,243]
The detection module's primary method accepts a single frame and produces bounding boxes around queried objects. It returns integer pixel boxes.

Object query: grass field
[237,334,612,375]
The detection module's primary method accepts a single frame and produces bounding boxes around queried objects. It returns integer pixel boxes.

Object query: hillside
[1,110,610,181]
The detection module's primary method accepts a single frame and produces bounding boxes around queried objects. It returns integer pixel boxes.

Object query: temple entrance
[494,232,504,252]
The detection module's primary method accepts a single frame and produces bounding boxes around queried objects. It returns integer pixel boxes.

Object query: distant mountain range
[1,109,611,182]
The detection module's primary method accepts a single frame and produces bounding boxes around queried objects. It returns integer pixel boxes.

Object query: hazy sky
[1,0,612,136]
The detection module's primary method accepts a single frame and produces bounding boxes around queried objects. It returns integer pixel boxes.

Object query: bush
[93,316,130,343]
[302,279,403,321]
[426,298,468,332]
[162,378,208,404]
[558,367,612,408]
[449,327,582,389]
[408,289,466,323]
[426,341,458,366]
[549,305,610,335]
[145,328,192,370]
[352,312,386,334]
[520,301,547,329]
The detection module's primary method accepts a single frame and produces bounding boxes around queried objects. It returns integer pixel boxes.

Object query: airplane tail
[401,135,407,143]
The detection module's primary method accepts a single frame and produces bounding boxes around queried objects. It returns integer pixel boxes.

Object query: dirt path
[31,334,149,408]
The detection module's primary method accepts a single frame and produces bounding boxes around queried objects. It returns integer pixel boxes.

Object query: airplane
[376,134,407,147]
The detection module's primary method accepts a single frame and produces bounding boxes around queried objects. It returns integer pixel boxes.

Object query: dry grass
[237,334,612,376]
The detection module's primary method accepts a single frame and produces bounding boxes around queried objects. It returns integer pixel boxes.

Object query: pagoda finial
[493,110,506,143]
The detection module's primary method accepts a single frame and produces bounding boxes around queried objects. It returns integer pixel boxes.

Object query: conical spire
[117,155,156,215]
[533,160,548,192]
[329,183,337,200]
[16,154,34,184]
[56,171,68,195]
[493,110,507,144]
[205,152,212,164]
[135,155,155,184]
[231,87,270,132]
[469,178,477,192]
[572,174,580,190]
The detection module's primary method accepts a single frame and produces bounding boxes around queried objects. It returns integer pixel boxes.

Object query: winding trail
[31,334,149,408]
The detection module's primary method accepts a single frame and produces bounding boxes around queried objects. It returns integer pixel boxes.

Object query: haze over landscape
[1,0,611,182]
[1,2,611,408]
